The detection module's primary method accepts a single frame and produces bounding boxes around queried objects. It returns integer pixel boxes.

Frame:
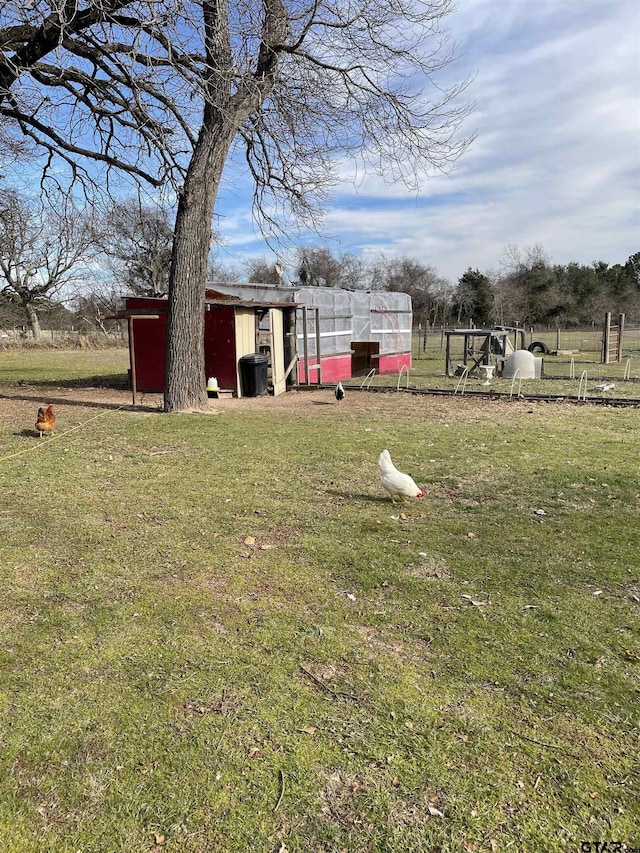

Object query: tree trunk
[163,0,285,413]
[24,301,42,342]
[164,123,233,413]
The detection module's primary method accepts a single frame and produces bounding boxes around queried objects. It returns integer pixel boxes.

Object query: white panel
[234,308,256,397]
[269,308,287,396]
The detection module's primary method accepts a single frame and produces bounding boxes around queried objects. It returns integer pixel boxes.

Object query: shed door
[269,308,286,396]
[234,308,257,397]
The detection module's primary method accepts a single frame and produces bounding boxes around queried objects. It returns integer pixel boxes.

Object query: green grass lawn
[0,348,129,386]
[0,351,639,852]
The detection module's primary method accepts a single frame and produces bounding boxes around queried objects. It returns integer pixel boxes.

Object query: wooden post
[618,313,626,361]
[603,312,611,364]
[556,328,560,352]
[315,307,322,386]
[302,306,309,385]
[445,332,452,377]
[100,310,159,406]
[283,307,298,388]
[128,316,137,407]
[481,333,490,365]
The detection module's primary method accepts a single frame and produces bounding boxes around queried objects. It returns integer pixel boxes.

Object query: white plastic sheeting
[207,282,412,358]
[294,287,353,358]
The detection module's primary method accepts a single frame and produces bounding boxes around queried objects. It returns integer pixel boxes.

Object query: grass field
[0,348,129,385]
[0,350,639,852]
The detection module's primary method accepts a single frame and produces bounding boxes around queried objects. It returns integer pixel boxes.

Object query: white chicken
[378,449,425,504]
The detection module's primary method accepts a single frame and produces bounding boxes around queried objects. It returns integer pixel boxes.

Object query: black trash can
[239,352,269,397]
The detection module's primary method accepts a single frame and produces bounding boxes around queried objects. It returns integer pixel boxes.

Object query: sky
[214,0,640,284]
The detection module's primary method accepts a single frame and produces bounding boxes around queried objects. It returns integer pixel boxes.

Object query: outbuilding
[123,292,296,398]
[208,282,413,383]
[122,282,412,398]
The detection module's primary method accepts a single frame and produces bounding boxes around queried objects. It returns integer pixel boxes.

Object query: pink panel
[297,352,412,383]
[297,354,352,384]
[377,353,412,375]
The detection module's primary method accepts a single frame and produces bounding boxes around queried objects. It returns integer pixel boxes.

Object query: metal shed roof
[120,293,297,310]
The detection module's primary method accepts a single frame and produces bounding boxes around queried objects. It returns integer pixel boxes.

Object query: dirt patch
[318,770,364,828]
[406,553,452,580]
[203,386,574,427]
[621,581,640,605]
[0,384,163,443]
[0,381,582,435]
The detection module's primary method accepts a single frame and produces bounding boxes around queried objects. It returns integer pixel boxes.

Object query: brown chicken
[35,405,55,438]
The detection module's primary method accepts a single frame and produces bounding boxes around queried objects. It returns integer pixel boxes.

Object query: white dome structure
[502,349,542,379]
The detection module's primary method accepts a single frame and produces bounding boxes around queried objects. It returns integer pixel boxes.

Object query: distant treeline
[449,250,639,329]
[0,189,638,338]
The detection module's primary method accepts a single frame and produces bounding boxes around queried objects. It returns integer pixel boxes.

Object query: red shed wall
[204,306,238,391]
[125,298,239,394]
[296,351,411,384]
[126,297,167,392]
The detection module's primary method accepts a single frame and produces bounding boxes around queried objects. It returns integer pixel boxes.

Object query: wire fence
[412,324,640,360]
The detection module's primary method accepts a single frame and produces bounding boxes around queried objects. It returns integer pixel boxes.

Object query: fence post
[315,307,322,386]
[618,313,625,360]
[603,312,611,364]
[302,306,309,384]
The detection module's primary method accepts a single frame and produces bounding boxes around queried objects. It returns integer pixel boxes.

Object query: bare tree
[372,255,452,325]
[1,1,473,410]
[0,128,32,175]
[297,247,343,288]
[208,257,241,284]
[0,188,97,340]
[244,257,284,285]
[338,253,370,291]
[98,198,174,296]
[296,246,370,289]
[499,244,560,325]
[70,263,133,334]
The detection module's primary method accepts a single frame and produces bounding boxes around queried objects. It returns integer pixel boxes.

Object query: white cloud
[216,0,640,281]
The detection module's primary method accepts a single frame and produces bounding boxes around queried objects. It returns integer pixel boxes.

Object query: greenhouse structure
[208,282,413,384]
